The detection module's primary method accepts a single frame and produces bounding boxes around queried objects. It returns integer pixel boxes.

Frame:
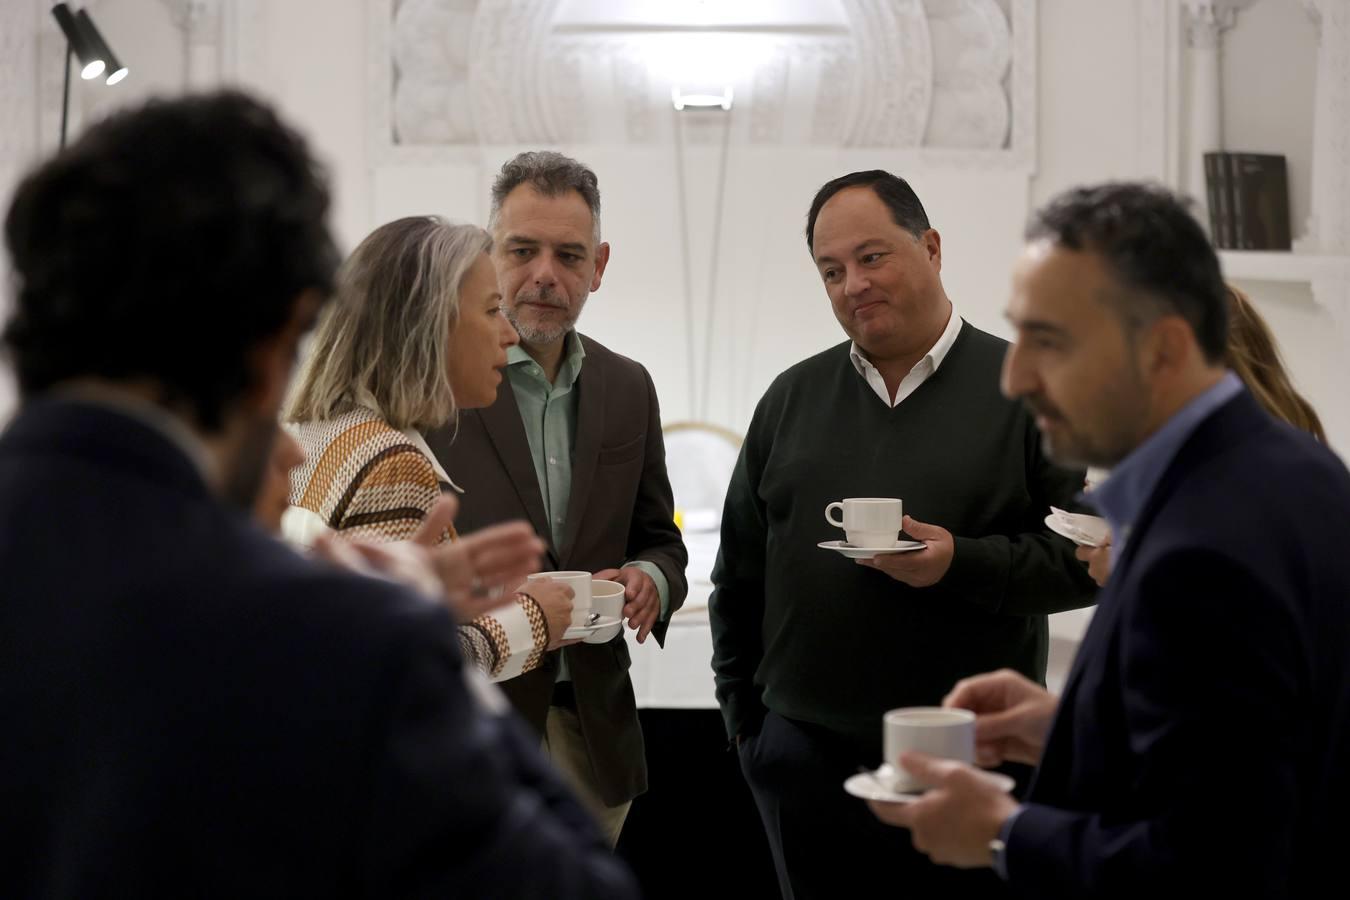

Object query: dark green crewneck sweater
[710,322,1098,749]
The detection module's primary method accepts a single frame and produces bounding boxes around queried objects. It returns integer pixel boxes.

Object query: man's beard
[1024,370,1150,470]
[507,286,587,344]
[221,417,280,515]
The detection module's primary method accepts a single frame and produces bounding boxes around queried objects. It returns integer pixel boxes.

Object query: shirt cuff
[469,599,542,683]
[992,804,1025,882]
[623,560,671,620]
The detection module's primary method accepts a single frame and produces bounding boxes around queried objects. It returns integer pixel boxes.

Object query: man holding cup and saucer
[866,184,1350,898]
[710,170,1097,897]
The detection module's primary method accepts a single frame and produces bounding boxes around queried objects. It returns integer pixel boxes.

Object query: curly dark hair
[489,150,602,243]
[3,90,339,430]
[1027,182,1228,363]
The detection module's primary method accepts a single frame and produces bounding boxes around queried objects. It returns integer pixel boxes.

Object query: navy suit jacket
[1008,392,1350,898]
[0,398,637,898]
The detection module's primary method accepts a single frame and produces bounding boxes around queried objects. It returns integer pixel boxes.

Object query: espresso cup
[824,497,903,548]
[527,570,592,626]
[881,707,975,793]
[590,579,626,621]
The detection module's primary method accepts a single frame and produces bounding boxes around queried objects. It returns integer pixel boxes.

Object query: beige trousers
[543,705,632,848]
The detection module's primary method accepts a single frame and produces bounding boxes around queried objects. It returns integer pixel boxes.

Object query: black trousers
[739,710,1007,900]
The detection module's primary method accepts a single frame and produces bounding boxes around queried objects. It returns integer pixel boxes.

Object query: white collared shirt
[849,311,964,407]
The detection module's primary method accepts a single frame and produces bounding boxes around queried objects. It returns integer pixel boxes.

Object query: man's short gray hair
[489,151,602,244]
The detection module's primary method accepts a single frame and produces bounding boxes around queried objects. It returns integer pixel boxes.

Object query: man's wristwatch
[989,837,1007,871]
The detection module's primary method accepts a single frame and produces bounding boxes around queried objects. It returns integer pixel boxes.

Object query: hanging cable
[672,107,699,420]
[698,107,734,422]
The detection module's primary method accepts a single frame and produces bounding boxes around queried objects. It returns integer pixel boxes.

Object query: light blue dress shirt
[995,371,1244,882]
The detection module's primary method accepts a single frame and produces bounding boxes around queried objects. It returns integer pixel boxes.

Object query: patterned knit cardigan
[285,407,549,681]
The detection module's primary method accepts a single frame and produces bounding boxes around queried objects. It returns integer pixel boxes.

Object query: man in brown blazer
[426,151,687,845]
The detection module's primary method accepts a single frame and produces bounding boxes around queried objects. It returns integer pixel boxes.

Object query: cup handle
[825,502,845,528]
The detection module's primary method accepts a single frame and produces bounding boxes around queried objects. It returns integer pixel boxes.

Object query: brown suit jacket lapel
[472,378,556,561]
[558,345,605,566]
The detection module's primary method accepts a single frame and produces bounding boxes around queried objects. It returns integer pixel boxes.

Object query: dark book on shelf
[1203,152,1231,247]
[1201,151,1291,251]
[1230,152,1291,250]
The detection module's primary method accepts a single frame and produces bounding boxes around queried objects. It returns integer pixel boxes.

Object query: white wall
[1033,0,1148,207]
[1215,0,1348,454]
[1223,0,1317,241]
[373,143,1032,429]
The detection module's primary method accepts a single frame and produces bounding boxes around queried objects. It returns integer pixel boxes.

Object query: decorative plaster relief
[392,0,478,143]
[922,0,1010,148]
[809,41,857,145]
[840,0,933,147]
[1181,0,1256,48]
[468,0,562,143]
[610,47,652,145]
[375,0,1033,161]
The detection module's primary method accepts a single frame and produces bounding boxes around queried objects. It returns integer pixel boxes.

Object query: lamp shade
[75,9,128,86]
[50,4,105,80]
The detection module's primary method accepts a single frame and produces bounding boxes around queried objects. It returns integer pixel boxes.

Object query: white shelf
[1218,250,1350,336]
[1218,250,1350,284]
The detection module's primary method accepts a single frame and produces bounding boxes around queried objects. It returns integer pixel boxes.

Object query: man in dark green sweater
[709,170,1097,898]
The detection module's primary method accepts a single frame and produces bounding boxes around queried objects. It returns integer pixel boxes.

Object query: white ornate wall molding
[1299,0,1350,257]
[749,53,790,146]
[610,45,654,145]
[368,0,1038,170]
[469,0,564,143]
[922,0,1012,149]
[838,0,933,148]
[1181,0,1254,47]
[1297,0,1350,331]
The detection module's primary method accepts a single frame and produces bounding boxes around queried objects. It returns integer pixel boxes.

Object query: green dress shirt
[506,332,670,681]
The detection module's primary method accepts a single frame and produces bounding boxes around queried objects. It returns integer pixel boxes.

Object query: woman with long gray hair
[284,216,573,681]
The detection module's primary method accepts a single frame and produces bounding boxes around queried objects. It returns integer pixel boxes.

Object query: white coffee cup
[527,570,592,626]
[586,579,626,643]
[881,707,975,793]
[590,579,625,620]
[824,497,903,549]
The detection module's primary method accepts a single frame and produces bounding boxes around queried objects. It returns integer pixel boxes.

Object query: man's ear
[243,289,325,419]
[923,229,942,274]
[1138,314,1196,381]
[590,241,611,293]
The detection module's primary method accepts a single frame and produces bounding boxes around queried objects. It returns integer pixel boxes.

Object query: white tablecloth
[626,531,719,709]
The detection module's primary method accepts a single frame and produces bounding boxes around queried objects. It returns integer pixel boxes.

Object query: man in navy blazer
[867,182,1350,898]
[0,91,636,898]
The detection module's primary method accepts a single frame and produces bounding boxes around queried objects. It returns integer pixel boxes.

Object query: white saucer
[844,766,1016,804]
[563,616,622,641]
[818,539,926,559]
[1044,511,1109,548]
[582,618,624,644]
